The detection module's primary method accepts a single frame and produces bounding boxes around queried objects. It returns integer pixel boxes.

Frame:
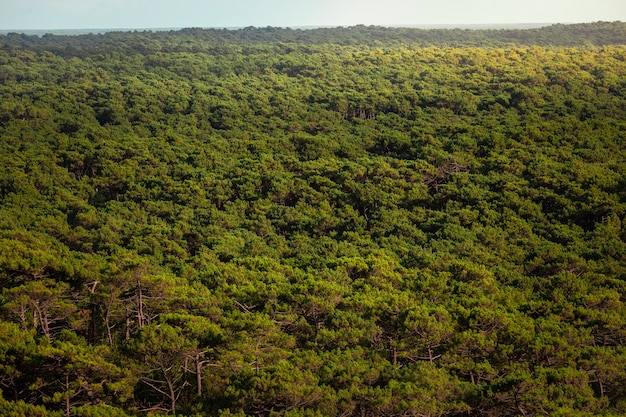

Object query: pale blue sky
[1,0,625,30]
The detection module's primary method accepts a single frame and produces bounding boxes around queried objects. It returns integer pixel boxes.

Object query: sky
[0,0,625,30]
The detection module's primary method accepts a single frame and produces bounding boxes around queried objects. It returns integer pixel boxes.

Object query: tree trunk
[105,308,114,346]
[195,352,202,396]
[33,302,51,341]
[599,377,605,398]
[163,368,176,413]
[125,305,131,340]
[136,277,145,328]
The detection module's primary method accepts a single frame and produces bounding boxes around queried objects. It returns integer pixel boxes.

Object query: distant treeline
[0,21,625,57]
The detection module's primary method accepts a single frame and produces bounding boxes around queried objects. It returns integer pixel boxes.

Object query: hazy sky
[1,0,625,30]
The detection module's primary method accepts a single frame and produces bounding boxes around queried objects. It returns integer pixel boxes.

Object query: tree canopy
[0,22,625,416]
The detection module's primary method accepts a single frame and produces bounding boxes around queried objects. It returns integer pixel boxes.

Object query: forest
[0,22,625,416]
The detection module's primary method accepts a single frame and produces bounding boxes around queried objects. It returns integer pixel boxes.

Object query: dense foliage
[0,23,625,416]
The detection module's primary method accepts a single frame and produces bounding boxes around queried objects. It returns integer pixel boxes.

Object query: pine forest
[0,22,625,416]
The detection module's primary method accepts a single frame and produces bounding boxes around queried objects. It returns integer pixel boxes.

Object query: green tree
[127,323,195,414]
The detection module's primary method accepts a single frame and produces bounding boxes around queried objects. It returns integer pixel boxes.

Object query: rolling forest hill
[0,23,625,416]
